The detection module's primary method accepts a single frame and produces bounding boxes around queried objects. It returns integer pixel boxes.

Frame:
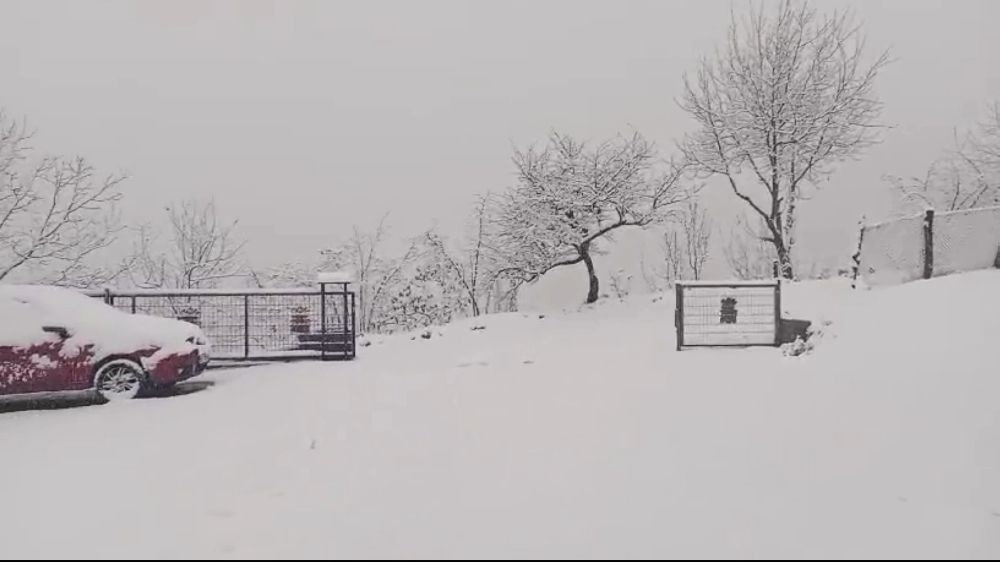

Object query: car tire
[93,359,147,403]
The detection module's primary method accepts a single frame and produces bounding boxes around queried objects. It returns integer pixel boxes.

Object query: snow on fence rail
[856,205,1000,287]
[84,282,356,362]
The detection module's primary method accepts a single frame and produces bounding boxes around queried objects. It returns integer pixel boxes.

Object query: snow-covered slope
[0,272,997,558]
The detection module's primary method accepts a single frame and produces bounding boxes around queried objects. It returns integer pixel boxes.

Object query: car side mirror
[42,326,71,339]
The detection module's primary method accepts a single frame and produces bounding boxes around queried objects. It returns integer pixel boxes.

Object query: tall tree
[680,0,889,278]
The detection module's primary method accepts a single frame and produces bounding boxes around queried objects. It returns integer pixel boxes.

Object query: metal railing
[86,282,356,362]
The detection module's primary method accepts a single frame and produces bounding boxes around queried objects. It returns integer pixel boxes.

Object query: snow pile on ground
[0,272,998,558]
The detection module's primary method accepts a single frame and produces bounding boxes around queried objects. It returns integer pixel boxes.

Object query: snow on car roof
[0,284,199,365]
[1,284,120,315]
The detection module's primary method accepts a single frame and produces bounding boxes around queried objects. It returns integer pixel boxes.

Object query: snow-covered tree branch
[722,215,777,280]
[680,0,889,279]
[682,200,711,281]
[422,195,521,318]
[492,130,688,303]
[299,215,422,334]
[131,199,245,290]
[889,102,1000,213]
[0,110,127,285]
[645,199,712,289]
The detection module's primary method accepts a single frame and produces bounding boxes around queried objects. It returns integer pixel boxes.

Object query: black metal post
[342,283,349,359]
[774,281,782,347]
[675,284,684,351]
[350,292,357,359]
[320,283,328,361]
[923,208,935,280]
[131,296,137,314]
[244,294,251,360]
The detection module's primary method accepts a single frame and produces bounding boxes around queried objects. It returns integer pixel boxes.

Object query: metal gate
[675,281,781,350]
[87,282,356,362]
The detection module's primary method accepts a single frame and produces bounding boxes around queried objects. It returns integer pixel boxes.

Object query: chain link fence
[857,205,1000,287]
[86,284,356,362]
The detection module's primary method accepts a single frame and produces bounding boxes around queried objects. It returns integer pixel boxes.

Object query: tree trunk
[765,218,795,280]
[581,248,600,304]
[775,243,794,279]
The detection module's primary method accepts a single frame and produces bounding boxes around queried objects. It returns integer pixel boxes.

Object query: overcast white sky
[1,0,998,303]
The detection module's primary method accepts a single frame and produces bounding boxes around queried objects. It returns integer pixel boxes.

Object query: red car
[0,285,211,402]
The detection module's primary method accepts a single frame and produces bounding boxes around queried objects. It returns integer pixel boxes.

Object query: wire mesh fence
[856,214,926,286]
[86,284,356,362]
[675,282,780,348]
[934,206,1000,276]
[858,206,1000,287]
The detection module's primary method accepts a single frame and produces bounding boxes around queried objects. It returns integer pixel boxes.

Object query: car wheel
[93,359,147,402]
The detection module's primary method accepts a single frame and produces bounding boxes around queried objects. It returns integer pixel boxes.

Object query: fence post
[675,284,684,351]
[851,217,866,290]
[319,282,328,361]
[341,282,349,359]
[923,208,935,280]
[773,281,782,347]
[243,294,250,360]
[103,288,112,306]
[350,292,357,359]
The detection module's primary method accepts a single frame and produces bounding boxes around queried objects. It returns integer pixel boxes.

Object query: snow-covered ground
[1,272,998,559]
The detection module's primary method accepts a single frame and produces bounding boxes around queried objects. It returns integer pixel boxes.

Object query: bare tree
[422,195,515,317]
[251,215,447,333]
[315,215,421,333]
[889,103,1000,213]
[971,102,1000,168]
[722,216,777,280]
[662,229,685,285]
[680,0,889,279]
[643,199,711,289]
[492,131,687,304]
[0,110,127,285]
[132,199,245,289]
[682,200,711,280]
